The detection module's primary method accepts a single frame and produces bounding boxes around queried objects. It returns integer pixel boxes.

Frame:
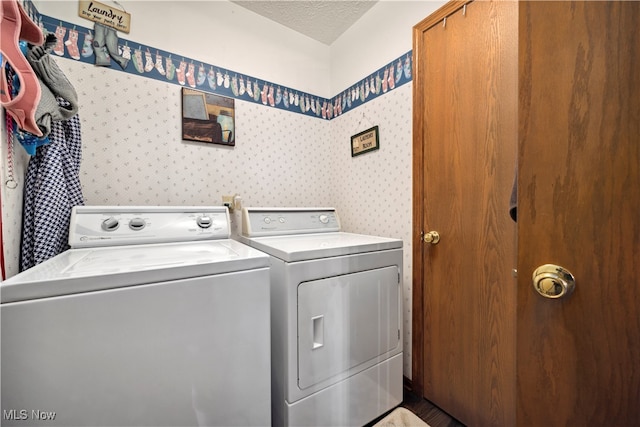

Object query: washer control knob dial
[197,216,212,228]
[101,217,120,232]
[263,217,272,224]
[319,214,329,224]
[129,218,146,231]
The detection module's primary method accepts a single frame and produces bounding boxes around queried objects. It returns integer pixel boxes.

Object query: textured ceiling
[230,0,379,45]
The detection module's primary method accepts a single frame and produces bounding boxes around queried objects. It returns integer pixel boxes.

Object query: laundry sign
[351,126,380,157]
[78,0,131,33]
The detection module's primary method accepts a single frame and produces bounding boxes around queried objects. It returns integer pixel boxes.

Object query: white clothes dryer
[238,207,403,427]
[1,206,271,427]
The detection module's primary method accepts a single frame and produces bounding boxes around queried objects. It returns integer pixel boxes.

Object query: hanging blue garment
[20,99,84,271]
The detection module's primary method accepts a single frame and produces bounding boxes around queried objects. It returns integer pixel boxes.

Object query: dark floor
[399,387,465,427]
[366,386,466,427]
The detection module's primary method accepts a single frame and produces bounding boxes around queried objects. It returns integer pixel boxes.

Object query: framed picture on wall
[350,126,379,157]
[181,88,235,146]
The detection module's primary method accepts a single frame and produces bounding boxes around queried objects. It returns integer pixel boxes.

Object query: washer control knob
[197,216,212,228]
[264,217,272,224]
[129,218,146,231]
[101,217,120,232]
[279,217,285,223]
[319,214,329,224]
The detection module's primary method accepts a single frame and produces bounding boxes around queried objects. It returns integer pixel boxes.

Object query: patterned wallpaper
[60,60,333,220]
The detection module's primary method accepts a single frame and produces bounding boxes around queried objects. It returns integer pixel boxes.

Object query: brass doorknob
[532,264,575,299]
[423,231,440,245]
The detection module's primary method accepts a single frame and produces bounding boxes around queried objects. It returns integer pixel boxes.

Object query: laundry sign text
[78,0,131,33]
[351,126,380,157]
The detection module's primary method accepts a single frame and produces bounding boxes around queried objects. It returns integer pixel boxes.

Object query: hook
[110,0,126,12]
[443,17,446,28]
[463,4,467,16]
[355,111,374,133]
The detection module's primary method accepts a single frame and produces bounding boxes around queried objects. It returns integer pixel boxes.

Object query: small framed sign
[78,0,131,33]
[351,126,379,157]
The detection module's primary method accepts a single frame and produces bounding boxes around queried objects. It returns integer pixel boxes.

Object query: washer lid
[238,232,402,262]
[1,240,269,303]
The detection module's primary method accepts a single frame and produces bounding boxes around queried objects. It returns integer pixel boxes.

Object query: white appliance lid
[1,239,269,303]
[239,232,402,262]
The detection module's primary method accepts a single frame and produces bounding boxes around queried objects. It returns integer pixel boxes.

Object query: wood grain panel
[517,2,640,425]
[413,1,517,425]
[412,0,469,401]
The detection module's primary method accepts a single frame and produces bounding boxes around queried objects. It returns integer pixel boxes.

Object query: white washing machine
[238,207,403,427]
[1,206,271,427]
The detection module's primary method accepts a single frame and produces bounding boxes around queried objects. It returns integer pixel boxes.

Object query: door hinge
[398,329,400,340]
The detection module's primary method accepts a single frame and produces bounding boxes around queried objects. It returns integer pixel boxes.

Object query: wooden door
[412,1,518,425]
[517,2,640,425]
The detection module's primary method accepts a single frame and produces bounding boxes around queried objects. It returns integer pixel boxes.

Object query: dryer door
[297,266,400,389]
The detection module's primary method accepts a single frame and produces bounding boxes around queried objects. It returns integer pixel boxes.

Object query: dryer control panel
[69,206,231,248]
[242,207,341,237]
